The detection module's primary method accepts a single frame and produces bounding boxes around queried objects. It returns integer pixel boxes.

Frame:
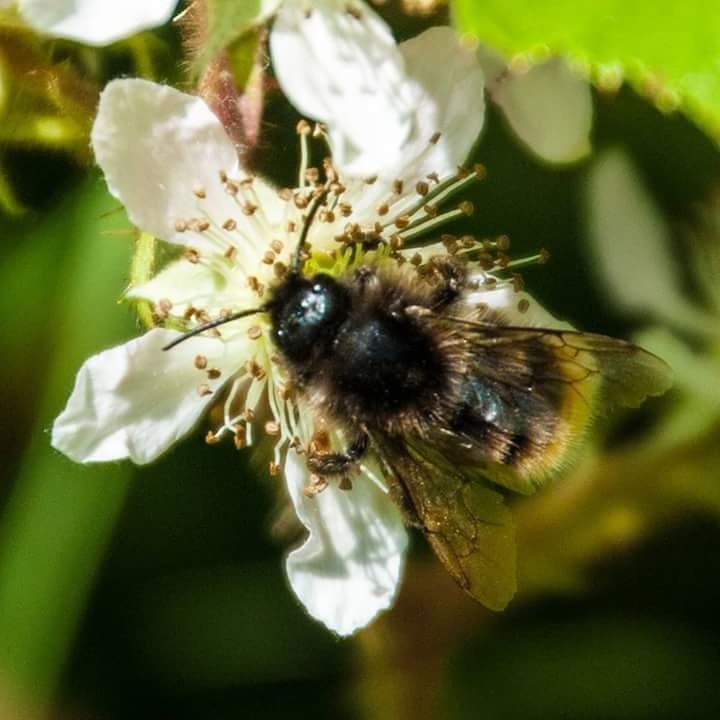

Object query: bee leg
[428,256,467,308]
[306,432,369,477]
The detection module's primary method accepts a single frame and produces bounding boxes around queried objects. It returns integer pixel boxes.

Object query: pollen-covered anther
[262,250,275,265]
[269,461,281,477]
[296,119,312,136]
[394,214,411,229]
[224,245,237,261]
[363,175,378,185]
[242,202,258,216]
[410,252,422,266]
[376,202,389,217]
[247,325,262,340]
[429,131,442,145]
[219,170,228,183]
[194,354,208,370]
[240,176,254,188]
[233,425,247,449]
[474,163,487,180]
[224,180,239,196]
[416,180,430,196]
[274,261,288,278]
[192,185,206,199]
[319,209,336,223]
[153,297,172,318]
[207,368,222,380]
[197,383,212,397]
[313,123,326,138]
[423,203,438,218]
[184,248,200,264]
[459,200,474,216]
[174,219,188,232]
[222,218,237,231]
[264,420,280,437]
[184,306,197,320]
[389,234,404,250]
[518,298,530,314]
[392,179,404,195]
[294,193,310,210]
[267,239,282,255]
[338,202,353,217]
[303,474,329,498]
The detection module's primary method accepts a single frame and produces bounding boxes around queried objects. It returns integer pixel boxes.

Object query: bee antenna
[162,306,266,351]
[292,188,329,275]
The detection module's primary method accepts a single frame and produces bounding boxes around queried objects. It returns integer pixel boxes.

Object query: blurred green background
[2,2,720,718]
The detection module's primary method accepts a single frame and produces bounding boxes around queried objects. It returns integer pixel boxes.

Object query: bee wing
[427,316,673,494]
[373,435,517,611]
[454,320,673,410]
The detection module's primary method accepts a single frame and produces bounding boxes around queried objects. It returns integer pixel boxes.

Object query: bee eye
[271,275,349,361]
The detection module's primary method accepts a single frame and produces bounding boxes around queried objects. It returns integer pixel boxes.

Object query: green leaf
[452,0,720,140]
[193,0,279,79]
[0,175,136,705]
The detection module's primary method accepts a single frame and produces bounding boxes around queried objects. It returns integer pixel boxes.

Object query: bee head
[269,273,350,362]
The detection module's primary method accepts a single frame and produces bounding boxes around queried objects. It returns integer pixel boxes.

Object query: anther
[264,421,280,436]
[363,175,378,185]
[184,248,200,264]
[394,215,411,229]
[234,425,247,449]
[278,188,293,201]
[194,354,208,370]
[294,193,310,210]
[248,325,262,340]
[429,131,442,145]
[338,476,353,491]
[338,202,352,217]
[205,430,220,444]
[222,218,237,231]
[224,181,239,196]
[512,273,524,292]
[269,462,281,476]
[224,246,237,260]
[192,185,207,199]
[393,179,404,195]
[197,383,212,397]
[174,219,188,232]
[416,181,429,196]
[219,170,228,183]
[270,239,284,254]
[207,368,222,380]
[296,119,312,135]
[304,167,320,184]
[376,202,389,216]
[274,261,288,278]
[242,202,258,216]
[518,298,530,314]
[459,200,474,216]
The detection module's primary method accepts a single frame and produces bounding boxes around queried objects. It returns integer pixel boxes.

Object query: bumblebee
[166,193,672,611]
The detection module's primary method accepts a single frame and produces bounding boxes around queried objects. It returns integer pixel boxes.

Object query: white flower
[52,3,540,635]
[12,0,178,46]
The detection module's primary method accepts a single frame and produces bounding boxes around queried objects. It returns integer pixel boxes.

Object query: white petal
[52,328,246,464]
[91,79,242,252]
[271,0,414,177]
[466,282,571,329]
[284,449,408,636]
[127,258,231,316]
[19,0,177,46]
[395,26,485,181]
[494,58,593,164]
